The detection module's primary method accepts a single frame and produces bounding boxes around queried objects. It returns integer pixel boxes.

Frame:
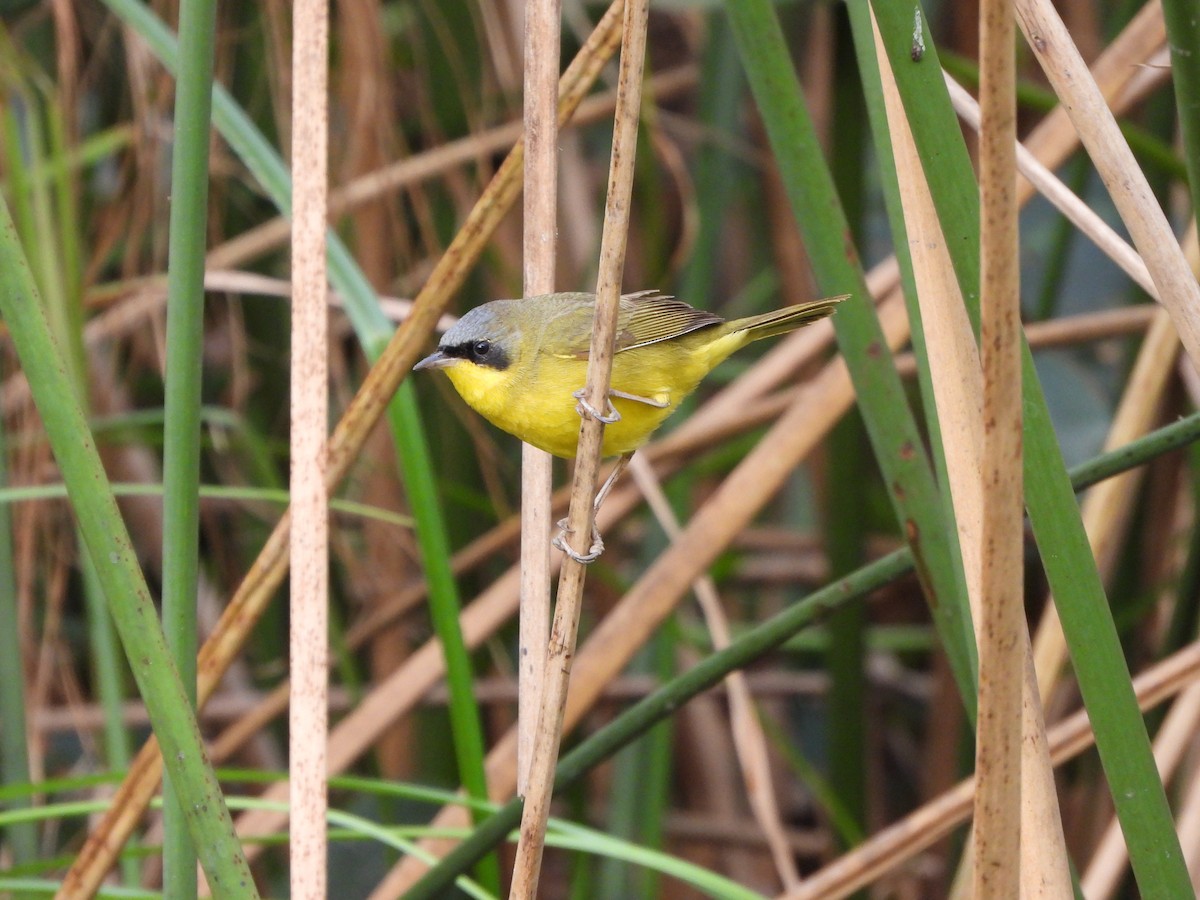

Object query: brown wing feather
[558,291,724,358]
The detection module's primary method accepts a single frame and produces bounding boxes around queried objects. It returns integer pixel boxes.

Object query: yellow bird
[415,290,845,458]
[415,290,845,559]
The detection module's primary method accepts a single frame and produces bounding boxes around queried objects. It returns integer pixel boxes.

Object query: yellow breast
[442,335,725,458]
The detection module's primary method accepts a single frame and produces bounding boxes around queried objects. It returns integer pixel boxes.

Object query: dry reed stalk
[57,4,628,891]
[628,455,801,891]
[517,0,561,798]
[1018,0,1166,182]
[372,289,913,895]
[1014,0,1200,366]
[946,77,1157,296]
[890,306,1155,379]
[783,641,1200,900]
[287,0,330,894]
[872,11,1069,895]
[509,0,651,889]
[974,0,1025,893]
[1081,680,1200,896]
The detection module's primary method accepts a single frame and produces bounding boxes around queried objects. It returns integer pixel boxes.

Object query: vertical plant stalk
[518,0,562,797]
[160,0,219,894]
[60,5,627,894]
[974,0,1024,893]
[868,12,1070,895]
[509,0,651,893]
[289,0,330,894]
[1013,0,1200,368]
[1159,0,1200,224]
[944,75,1159,298]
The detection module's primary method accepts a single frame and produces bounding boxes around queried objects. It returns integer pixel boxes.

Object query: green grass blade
[824,12,872,839]
[723,0,978,713]
[1163,0,1200,217]
[160,0,220,894]
[6,70,137,887]
[0,199,258,898]
[868,2,1190,890]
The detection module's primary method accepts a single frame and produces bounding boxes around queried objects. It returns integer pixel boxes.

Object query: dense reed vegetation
[1,1,1199,897]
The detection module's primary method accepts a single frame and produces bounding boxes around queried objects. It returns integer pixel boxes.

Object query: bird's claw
[573,388,621,425]
[553,516,605,564]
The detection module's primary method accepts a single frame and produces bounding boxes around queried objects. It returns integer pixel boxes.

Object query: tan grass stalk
[782,641,1200,900]
[1018,0,1165,191]
[287,0,330,894]
[57,4,628,892]
[1014,0,1200,367]
[370,289,914,895]
[974,0,1025,893]
[1082,680,1200,896]
[517,0,561,798]
[628,454,801,892]
[891,306,1156,379]
[948,7,1183,724]
[872,12,1068,896]
[509,0,651,890]
[945,76,1156,297]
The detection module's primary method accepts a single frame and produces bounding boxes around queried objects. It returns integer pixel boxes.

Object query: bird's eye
[472,340,492,358]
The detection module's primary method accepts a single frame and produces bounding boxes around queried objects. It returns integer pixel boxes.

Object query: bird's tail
[729,294,848,343]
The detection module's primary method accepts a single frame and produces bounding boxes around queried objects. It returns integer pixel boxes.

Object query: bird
[415,290,846,560]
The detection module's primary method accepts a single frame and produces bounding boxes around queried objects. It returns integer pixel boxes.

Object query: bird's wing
[557,291,724,358]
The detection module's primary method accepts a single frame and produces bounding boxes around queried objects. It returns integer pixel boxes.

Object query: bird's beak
[414,349,454,371]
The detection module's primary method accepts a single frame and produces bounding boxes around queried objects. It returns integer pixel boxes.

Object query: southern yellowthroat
[414,290,845,459]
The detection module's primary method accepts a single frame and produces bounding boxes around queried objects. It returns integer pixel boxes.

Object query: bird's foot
[573,388,621,424]
[553,516,605,564]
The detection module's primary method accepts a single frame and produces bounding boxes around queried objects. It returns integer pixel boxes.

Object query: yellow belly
[444,337,727,458]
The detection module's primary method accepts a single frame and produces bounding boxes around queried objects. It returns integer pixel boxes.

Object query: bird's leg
[572,388,620,424]
[572,387,670,425]
[610,388,669,408]
[593,451,633,511]
[552,453,634,565]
